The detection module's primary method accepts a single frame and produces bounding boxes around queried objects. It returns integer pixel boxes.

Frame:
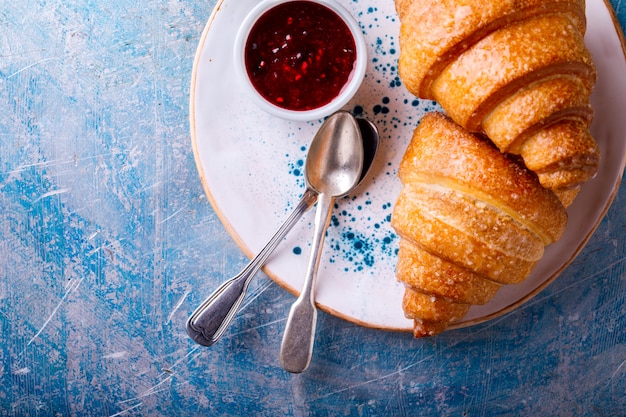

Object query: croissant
[391,112,567,337]
[395,0,600,206]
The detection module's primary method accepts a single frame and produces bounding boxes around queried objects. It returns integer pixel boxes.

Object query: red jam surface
[244,1,357,111]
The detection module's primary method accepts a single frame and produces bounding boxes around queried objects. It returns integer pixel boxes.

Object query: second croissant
[391,112,568,337]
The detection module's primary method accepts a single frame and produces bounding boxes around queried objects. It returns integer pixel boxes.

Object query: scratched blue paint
[0,0,625,416]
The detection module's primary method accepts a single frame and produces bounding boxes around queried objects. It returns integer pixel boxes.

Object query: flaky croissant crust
[396,0,588,100]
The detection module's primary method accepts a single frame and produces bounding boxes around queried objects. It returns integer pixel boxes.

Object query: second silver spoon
[279,111,364,373]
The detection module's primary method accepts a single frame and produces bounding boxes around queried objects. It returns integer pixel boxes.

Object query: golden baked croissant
[391,112,567,337]
[395,0,600,206]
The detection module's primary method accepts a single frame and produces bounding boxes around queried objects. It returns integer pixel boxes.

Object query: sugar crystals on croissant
[395,0,600,206]
[391,112,567,337]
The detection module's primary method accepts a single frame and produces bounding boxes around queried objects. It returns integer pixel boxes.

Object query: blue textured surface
[0,0,625,416]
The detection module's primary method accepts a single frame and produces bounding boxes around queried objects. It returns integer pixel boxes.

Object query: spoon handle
[186,188,318,346]
[280,192,335,373]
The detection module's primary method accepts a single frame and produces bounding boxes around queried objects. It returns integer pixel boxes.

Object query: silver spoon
[186,114,378,347]
[279,111,364,373]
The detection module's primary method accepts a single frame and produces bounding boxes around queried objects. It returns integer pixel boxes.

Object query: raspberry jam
[244,1,358,111]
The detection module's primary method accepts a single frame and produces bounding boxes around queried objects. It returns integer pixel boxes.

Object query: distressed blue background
[0,0,625,416]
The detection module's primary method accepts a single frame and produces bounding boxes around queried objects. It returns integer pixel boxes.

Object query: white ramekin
[233,0,367,122]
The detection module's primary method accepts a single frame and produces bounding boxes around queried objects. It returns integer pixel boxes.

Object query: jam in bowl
[234,0,367,121]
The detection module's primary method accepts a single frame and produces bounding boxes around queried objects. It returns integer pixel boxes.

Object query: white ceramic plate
[190,0,626,331]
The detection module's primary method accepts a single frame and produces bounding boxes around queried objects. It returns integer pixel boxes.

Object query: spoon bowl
[305,112,364,195]
[356,118,379,184]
